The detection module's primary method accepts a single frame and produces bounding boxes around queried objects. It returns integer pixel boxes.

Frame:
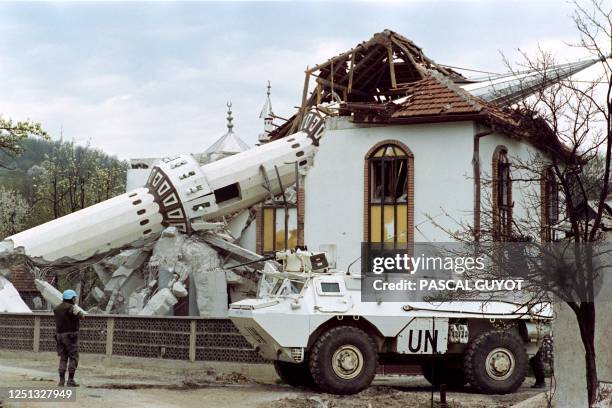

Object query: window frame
[492,146,513,241]
[541,167,560,241]
[364,141,414,245]
[260,203,298,255]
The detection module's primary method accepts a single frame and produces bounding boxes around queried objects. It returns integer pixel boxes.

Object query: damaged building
[0,29,599,319]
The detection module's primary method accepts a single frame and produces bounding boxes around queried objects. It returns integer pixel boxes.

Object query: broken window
[368,143,410,244]
[494,149,512,241]
[542,168,560,241]
[262,205,298,254]
[214,182,241,204]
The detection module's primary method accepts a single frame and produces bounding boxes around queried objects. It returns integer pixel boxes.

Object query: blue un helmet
[62,289,78,300]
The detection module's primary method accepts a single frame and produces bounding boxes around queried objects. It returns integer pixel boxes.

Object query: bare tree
[426,3,612,406]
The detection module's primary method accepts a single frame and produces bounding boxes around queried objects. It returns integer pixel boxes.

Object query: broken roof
[268,29,576,160]
[342,72,573,160]
[271,29,464,138]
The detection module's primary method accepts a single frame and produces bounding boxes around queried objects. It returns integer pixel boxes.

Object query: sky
[0,0,598,160]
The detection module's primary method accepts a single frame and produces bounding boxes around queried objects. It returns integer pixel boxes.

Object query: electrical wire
[439,64,502,75]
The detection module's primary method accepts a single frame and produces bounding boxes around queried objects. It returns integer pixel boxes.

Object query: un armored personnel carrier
[229,250,551,395]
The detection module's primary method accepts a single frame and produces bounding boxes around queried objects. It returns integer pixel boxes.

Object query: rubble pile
[61,221,265,317]
[0,181,295,317]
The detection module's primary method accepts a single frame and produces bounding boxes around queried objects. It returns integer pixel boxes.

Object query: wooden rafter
[347,50,356,94]
[387,44,397,89]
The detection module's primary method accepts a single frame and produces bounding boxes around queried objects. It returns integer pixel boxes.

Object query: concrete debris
[0,240,26,278]
[91,287,105,303]
[32,296,43,310]
[225,269,246,284]
[112,248,150,270]
[127,289,147,315]
[0,275,32,313]
[35,278,63,308]
[149,227,188,279]
[171,281,188,298]
[138,287,178,316]
[226,209,252,242]
[14,219,271,317]
[203,234,275,267]
[92,263,111,285]
[190,221,226,232]
[192,268,227,317]
[282,186,297,205]
[34,278,86,315]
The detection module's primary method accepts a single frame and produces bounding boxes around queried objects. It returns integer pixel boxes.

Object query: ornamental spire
[259,81,273,119]
[226,101,234,132]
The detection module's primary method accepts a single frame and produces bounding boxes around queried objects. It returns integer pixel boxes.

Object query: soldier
[529,349,546,388]
[53,289,85,387]
[530,335,553,389]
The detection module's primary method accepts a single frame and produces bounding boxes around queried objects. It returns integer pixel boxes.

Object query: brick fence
[0,313,265,363]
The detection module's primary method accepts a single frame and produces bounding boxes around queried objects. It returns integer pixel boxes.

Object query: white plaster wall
[304,117,475,271]
[479,133,545,234]
[304,118,548,271]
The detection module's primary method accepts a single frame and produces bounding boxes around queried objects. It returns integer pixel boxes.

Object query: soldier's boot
[66,372,79,387]
[58,371,65,387]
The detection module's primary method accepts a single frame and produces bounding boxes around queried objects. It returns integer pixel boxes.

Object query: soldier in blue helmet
[53,289,85,387]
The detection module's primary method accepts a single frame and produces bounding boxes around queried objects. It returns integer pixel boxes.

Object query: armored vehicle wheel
[421,360,466,388]
[274,361,316,388]
[464,331,528,394]
[309,326,377,395]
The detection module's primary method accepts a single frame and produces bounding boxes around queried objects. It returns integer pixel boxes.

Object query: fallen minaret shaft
[5,130,316,262]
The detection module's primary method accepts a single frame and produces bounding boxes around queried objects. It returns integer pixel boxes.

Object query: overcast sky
[0,0,597,160]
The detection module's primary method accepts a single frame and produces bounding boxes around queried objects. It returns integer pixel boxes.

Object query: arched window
[364,142,413,244]
[492,147,512,241]
[541,167,559,241]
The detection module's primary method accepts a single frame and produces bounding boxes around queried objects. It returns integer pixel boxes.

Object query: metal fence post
[33,316,40,352]
[106,317,114,357]
[189,320,196,362]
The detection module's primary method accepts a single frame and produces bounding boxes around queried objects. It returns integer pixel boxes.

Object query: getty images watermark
[360,242,612,303]
[369,251,523,292]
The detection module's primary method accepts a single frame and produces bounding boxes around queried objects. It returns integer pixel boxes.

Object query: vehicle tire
[274,361,316,388]
[464,330,528,394]
[309,326,378,395]
[421,360,466,388]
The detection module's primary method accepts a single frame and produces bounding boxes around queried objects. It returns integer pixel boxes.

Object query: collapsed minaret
[3,112,324,263]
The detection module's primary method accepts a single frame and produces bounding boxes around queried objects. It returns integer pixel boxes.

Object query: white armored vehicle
[229,250,551,395]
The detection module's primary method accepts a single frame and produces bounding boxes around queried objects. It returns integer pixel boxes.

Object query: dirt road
[0,350,548,408]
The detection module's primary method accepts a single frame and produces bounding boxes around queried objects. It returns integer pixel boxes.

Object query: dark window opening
[137,209,146,215]
[214,183,241,204]
[296,151,304,157]
[299,160,308,166]
[140,219,149,226]
[545,171,559,224]
[367,143,410,244]
[495,149,512,240]
[129,192,137,198]
[143,229,152,235]
[543,168,560,241]
[291,143,300,148]
[132,199,142,205]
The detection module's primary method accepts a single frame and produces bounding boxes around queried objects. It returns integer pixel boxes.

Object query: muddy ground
[0,350,549,408]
